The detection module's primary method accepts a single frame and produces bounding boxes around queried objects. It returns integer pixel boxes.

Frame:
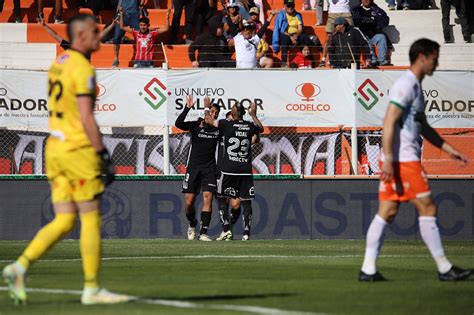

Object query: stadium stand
[0,0,472,70]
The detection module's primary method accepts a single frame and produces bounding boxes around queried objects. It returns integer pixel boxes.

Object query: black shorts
[217,173,255,200]
[182,167,217,194]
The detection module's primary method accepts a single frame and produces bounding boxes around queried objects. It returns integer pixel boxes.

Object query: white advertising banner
[1,69,472,128]
[166,69,356,127]
[354,70,474,128]
[0,69,168,128]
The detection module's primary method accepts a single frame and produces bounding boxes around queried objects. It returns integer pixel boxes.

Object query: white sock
[361,214,387,275]
[419,216,452,274]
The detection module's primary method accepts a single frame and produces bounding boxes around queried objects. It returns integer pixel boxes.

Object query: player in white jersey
[359,38,472,282]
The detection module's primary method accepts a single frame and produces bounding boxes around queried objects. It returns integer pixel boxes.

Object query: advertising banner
[0,179,472,240]
[0,69,169,127]
[354,70,474,127]
[166,69,356,127]
[2,69,473,128]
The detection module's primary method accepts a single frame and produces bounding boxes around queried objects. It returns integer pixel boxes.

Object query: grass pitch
[0,240,473,315]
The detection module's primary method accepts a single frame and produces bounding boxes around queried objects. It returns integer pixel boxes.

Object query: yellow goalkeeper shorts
[46,144,104,204]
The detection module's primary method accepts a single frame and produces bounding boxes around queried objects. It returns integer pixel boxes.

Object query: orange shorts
[378,161,431,202]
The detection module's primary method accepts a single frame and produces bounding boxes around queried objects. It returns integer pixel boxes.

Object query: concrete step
[0,24,27,43]
[390,43,474,70]
[0,42,56,70]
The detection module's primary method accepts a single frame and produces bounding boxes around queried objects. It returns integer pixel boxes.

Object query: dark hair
[409,38,440,64]
[225,111,232,119]
[139,17,150,25]
[211,103,220,113]
[236,103,246,117]
[300,45,310,52]
[67,14,96,42]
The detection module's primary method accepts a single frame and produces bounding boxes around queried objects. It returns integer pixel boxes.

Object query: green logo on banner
[354,79,384,111]
[139,78,170,110]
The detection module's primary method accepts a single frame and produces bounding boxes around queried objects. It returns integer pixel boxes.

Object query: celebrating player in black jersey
[205,101,263,241]
[175,95,220,241]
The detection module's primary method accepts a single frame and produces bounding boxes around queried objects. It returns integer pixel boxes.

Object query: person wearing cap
[229,11,276,68]
[248,6,263,29]
[249,1,265,23]
[328,16,372,68]
[223,0,244,42]
[320,0,354,67]
[272,0,316,67]
[248,7,274,68]
[352,0,391,66]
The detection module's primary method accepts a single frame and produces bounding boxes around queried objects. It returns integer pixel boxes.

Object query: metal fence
[1,125,473,176]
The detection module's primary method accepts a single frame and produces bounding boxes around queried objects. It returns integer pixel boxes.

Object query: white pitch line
[0,287,323,315]
[0,254,467,264]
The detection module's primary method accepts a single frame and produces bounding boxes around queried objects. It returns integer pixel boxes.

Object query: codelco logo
[355,79,384,111]
[94,83,117,112]
[139,78,170,110]
[286,82,330,112]
[96,83,106,98]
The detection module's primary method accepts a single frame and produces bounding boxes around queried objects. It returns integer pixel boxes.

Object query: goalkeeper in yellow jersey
[2,14,130,305]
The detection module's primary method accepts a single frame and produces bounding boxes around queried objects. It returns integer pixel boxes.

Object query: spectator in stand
[38,0,63,24]
[223,0,244,44]
[194,0,216,38]
[441,0,471,43]
[229,11,275,68]
[170,0,195,44]
[112,0,143,67]
[272,0,316,67]
[256,36,274,68]
[302,0,324,26]
[291,45,313,68]
[248,6,262,28]
[77,0,101,19]
[386,0,409,10]
[238,0,257,20]
[320,0,354,67]
[38,16,118,60]
[328,16,371,68]
[352,0,391,65]
[189,15,236,67]
[0,0,21,23]
[119,8,171,67]
[248,7,274,68]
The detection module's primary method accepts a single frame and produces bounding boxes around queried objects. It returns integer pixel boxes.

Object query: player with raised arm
[175,95,220,241]
[205,102,263,241]
[359,38,472,282]
[216,111,261,241]
[2,15,130,305]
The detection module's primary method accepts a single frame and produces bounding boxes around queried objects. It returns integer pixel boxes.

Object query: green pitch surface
[1,240,473,315]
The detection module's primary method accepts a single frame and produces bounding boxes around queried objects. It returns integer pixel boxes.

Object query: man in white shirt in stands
[231,11,276,68]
